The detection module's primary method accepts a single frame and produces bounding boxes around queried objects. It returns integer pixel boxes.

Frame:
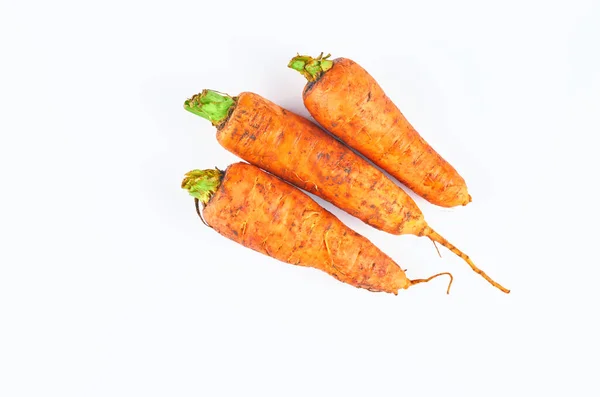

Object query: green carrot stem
[184,90,236,126]
[288,52,333,82]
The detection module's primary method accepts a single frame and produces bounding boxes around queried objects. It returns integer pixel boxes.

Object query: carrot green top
[184,90,236,126]
[288,53,333,82]
[181,168,224,207]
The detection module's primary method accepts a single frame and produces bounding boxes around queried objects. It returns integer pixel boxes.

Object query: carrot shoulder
[289,53,471,208]
[182,162,452,294]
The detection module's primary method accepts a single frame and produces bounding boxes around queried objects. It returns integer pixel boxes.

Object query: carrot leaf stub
[288,53,333,82]
[181,168,224,206]
[184,90,236,126]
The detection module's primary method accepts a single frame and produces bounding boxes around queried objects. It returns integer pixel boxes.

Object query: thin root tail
[424,227,510,294]
[410,272,454,294]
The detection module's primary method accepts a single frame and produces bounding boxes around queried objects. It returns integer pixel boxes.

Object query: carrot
[181,162,452,294]
[288,53,471,208]
[184,90,509,293]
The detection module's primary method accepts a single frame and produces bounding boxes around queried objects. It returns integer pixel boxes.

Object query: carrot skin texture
[302,58,471,208]
[217,92,426,235]
[203,163,411,294]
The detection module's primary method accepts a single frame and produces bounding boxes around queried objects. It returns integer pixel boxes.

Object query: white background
[1,0,599,396]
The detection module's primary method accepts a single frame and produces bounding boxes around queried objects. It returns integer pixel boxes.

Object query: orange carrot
[182,162,452,294]
[289,53,471,208]
[184,90,509,293]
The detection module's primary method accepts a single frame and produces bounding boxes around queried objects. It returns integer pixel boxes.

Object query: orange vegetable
[184,90,509,293]
[289,53,471,208]
[182,162,452,294]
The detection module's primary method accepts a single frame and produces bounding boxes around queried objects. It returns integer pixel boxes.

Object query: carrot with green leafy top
[288,53,471,208]
[182,162,452,294]
[184,90,509,293]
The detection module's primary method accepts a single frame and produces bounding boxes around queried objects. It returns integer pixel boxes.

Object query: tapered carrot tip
[410,272,454,294]
[423,227,510,293]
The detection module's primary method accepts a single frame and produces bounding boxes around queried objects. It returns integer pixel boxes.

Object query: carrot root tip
[424,226,510,294]
[410,272,454,294]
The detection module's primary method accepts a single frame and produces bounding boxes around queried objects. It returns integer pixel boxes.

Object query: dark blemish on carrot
[369,204,376,209]
[330,175,344,185]
[331,121,338,127]
[304,80,317,94]
[249,134,256,140]
[361,200,367,206]
[343,167,351,174]
[366,91,372,102]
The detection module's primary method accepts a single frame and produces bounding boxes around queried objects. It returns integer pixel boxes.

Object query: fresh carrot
[182,162,452,294]
[184,90,509,293]
[288,53,471,208]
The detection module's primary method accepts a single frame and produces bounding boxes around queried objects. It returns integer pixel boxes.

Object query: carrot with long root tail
[184,90,509,293]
